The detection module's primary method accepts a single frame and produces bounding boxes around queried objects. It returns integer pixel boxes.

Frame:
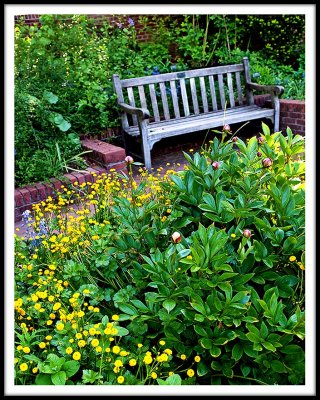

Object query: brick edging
[15,139,128,222]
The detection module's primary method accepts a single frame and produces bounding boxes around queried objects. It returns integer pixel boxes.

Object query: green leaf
[197,362,210,377]
[61,361,80,378]
[190,302,206,315]
[35,373,53,385]
[163,299,176,313]
[232,343,243,361]
[194,325,208,336]
[51,371,67,385]
[165,373,182,385]
[210,346,221,358]
[43,90,58,104]
[261,341,276,352]
[199,337,213,349]
[240,365,251,377]
[117,303,137,316]
[246,332,261,344]
[270,360,286,373]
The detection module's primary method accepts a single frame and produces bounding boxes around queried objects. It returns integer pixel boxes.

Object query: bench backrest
[112,57,253,129]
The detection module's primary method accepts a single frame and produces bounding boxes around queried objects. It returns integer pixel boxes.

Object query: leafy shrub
[14,124,305,385]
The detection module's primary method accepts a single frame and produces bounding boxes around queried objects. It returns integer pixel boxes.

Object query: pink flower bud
[257,136,265,144]
[262,157,273,168]
[223,124,231,133]
[172,232,182,244]
[243,229,251,238]
[212,161,220,170]
[257,151,262,157]
[232,136,238,142]
[125,156,134,164]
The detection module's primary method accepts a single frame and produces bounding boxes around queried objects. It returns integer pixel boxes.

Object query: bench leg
[138,119,152,170]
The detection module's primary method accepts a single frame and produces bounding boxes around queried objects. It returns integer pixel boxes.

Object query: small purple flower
[128,18,134,26]
[257,136,265,144]
[232,136,238,142]
[257,151,262,157]
[116,22,123,29]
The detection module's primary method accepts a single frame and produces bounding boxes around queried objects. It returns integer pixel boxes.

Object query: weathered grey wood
[190,78,199,115]
[159,82,170,120]
[208,75,218,111]
[112,74,129,129]
[242,57,254,105]
[127,87,138,126]
[218,74,226,110]
[179,79,190,117]
[199,76,209,112]
[149,84,160,122]
[120,64,244,87]
[227,72,235,108]
[138,85,147,110]
[169,80,180,118]
[235,71,243,105]
[112,57,284,170]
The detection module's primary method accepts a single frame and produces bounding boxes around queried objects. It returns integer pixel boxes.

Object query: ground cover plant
[14,123,305,385]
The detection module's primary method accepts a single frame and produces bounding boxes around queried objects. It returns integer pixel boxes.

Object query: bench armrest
[118,102,150,120]
[247,82,284,97]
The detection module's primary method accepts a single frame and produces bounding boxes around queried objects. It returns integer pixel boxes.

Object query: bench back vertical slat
[169,80,180,118]
[159,82,170,120]
[218,74,226,110]
[208,75,218,111]
[138,85,147,109]
[235,71,244,105]
[242,57,254,105]
[179,78,190,117]
[127,87,138,125]
[227,72,235,108]
[112,74,129,129]
[199,76,209,113]
[149,84,160,122]
[190,78,200,115]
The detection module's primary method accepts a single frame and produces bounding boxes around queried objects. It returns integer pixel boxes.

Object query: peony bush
[14,123,305,385]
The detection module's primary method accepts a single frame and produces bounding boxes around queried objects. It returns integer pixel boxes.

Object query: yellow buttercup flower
[117,376,125,384]
[66,347,73,354]
[19,363,28,372]
[111,314,119,321]
[129,359,137,366]
[187,369,195,377]
[72,352,81,361]
[289,256,297,262]
[194,355,201,362]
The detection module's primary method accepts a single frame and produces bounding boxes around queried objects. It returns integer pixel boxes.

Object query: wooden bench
[112,57,284,170]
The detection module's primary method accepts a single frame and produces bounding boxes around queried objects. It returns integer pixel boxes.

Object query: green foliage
[14,124,305,385]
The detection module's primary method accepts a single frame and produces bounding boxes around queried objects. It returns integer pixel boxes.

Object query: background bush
[14,14,305,187]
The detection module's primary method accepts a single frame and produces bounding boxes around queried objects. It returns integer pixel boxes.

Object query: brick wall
[14,14,156,42]
[254,94,305,136]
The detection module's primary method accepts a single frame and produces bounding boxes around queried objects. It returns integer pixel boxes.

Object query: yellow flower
[194,355,201,362]
[22,347,30,354]
[75,333,83,339]
[39,342,46,349]
[117,376,125,384]
[151,372,157,379]
[91,339,99,347]
[289,256,297,262]
[120,350,128,357]
[45,335,53,341]
[78,340,86,348]
[32,367,38,373]
[114,360,123,367]
[72,352,81,361]
[187,369,195,377]
[143,354,153,365]
[180,354,187,360]
[159,340,166,346]
[53,302,61,311]
[66,347,73,355]
[164,348,172,355]
[56,323,64,331]
[168,371,174,376]
[88,327,96,335]
[137,343,143,348]
[298,262,305,270]
[19,363,28,372]
[129,359,137,366]
[112,346,120,354]
[111,314,119,321]
[230,233,236,238]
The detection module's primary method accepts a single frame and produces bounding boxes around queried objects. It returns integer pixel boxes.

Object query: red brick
[14,191,24,207]
[35,183,48,200]
[63,174,77,185]
[18,188,32,205]
[50,178,63,192]
[24,185,39,202]
[81,139,126,164]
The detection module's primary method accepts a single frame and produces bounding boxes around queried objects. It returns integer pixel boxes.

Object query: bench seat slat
[149,84,160,122]
[190,78,199,115]
[124,106,274,138]
[170,80,180,118]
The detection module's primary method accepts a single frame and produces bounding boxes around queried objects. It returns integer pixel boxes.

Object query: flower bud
[172,232,182,244]
[243,229,251,238]
[232,136,238,142]
[257,136,265,144]
[262,157,273,168]
[257,151,262,157]
[212,161,220,170]
[223,124,231,133]
[124,156,134,164]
